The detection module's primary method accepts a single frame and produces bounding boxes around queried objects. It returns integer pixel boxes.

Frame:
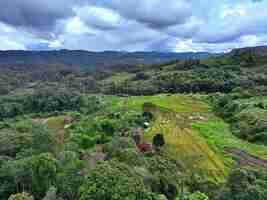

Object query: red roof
[137,143,152,152]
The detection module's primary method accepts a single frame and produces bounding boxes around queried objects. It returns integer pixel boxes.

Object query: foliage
[30,124,56,155]
[0,122,55,158]
[29,153,58,198]
[104,137,139,165]
[212,94,267,146]
[79,161,158,200]
[188,192,209,200]
[0,153,58,200]
[8,192,34,200]
[145,156,181,200]
[217,168,267,200]
[56,151,84,200]
[153,134,165,151]
[3,47,267,200]
[0,90,103,120]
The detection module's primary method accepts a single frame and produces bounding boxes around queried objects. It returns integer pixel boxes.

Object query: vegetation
[212,94,267,146]
[1,46,267,199]
[79,161,158,200]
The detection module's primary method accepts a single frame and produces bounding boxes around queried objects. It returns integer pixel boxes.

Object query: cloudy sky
[0,0,266,52]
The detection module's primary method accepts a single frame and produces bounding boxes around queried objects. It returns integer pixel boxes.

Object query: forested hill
[0,50,211,69]
[2,45,267,200]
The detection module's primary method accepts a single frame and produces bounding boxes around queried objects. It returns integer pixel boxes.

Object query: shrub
[188,192,209,200]
[79,161,157,200]
[8,192,34,200]
[153,134,165,151]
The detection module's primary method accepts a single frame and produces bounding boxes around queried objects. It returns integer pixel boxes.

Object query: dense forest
[1,46,267,200]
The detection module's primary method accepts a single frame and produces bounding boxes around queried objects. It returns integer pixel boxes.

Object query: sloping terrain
[121,94,267,181]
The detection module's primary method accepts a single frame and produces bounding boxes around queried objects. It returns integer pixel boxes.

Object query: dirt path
[225,147,267,169]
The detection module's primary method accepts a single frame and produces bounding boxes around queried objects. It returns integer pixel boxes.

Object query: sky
[0,0,267,52]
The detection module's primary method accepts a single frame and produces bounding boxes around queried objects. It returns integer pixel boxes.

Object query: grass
[125,94,210,113]
[193,119,267,162]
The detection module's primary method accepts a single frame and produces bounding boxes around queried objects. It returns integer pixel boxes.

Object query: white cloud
[48,39,63,49]
[220,5,247,19]
[77,6,124,30]
[175,39,204,52]
[239,35,259,46]
[1,0,267,52]
[64,17,100,35]
[0,36,26,50]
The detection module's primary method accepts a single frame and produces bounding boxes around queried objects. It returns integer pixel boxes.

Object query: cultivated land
[41,94,267,182]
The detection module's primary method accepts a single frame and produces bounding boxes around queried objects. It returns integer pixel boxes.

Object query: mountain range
[0,50,211,70]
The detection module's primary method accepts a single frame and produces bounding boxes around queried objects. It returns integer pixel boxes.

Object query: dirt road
[225,147,267,169]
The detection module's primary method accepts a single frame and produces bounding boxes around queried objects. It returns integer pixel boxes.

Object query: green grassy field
[193,120,267,161]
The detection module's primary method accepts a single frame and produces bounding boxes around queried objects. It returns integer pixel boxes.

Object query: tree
[134,72,150,81]
[79,161,158,200]
[56,151,84,200]
[31,124,56,154]
[0,129,32,157]
[217,168,267,200]
[153,134,165,152]
[8,192,34,200]
[30,153,58,198]
[145,156,180,200]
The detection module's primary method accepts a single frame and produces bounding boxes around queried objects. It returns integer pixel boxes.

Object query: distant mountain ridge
[229,45,267,57]
[0,50,211,70]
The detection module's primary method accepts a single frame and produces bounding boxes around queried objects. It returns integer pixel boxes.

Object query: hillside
[1,46,267,200]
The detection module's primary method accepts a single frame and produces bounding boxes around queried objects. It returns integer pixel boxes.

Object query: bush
[79,161,157,200]
[8,192,34,200]
[153,134,165,151]
[109,148,143,166]
[145,156,180,200]
[133,72,150,81]
[217,168,267,200]
[188,192,209,200]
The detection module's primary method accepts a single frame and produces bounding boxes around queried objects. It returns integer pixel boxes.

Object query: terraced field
[146,111,228,182]
[135,96,227,182]
[126,94,267,182]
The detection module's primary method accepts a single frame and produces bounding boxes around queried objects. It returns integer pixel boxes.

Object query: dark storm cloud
[1,0,267,52]
[87,0,193,28]
[0,0,79,31]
